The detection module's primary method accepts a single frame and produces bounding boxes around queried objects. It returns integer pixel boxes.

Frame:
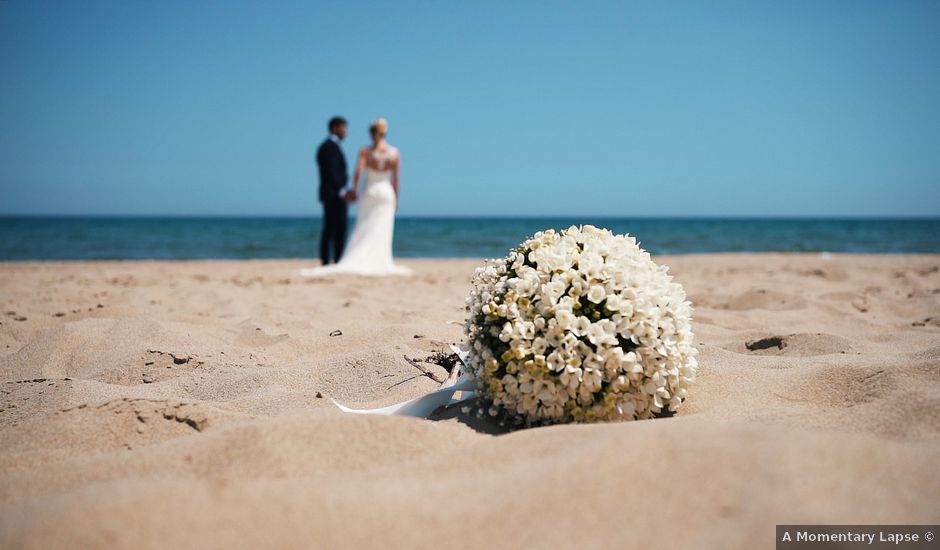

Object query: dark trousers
[320,198,348,264]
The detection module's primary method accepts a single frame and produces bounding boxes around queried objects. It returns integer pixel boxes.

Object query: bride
[302,118,411,277]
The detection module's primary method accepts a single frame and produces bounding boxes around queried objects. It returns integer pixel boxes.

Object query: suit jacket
[316,138,348,203]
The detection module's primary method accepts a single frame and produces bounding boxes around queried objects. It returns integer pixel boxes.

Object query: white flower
[586,284,606,304]
[545,324,564,347]
[547,350,566,372]
[585,319,618,346]
[582,366,603,392]
[555,309,575,331]
[570,316,591,337]
[532,336,549,355]
[559,364,582,390]
[580,252,605,278]
[605,294,625,311]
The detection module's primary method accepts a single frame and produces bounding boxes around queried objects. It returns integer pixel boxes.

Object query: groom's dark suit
[317,136,348,264]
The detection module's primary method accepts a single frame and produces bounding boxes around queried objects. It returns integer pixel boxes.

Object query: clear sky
[1,0,938,217]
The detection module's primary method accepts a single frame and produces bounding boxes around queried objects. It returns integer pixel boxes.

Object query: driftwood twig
[403,355,445,384]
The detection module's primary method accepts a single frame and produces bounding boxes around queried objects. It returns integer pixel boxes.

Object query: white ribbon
[331,346,477,418]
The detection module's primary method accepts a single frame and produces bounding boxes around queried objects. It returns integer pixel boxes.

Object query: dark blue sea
[0,217,937,260]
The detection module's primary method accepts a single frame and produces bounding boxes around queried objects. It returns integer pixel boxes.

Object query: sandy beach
[0,254,938,549]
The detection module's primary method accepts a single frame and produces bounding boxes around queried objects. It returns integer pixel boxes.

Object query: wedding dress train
[302,148,411,277]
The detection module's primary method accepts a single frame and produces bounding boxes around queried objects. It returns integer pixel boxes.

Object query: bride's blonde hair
[369,117,388,138]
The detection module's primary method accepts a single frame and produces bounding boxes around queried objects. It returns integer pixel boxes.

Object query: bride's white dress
[302,147,411,277]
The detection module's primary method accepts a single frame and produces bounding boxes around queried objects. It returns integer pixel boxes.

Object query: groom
[317,116,350,264]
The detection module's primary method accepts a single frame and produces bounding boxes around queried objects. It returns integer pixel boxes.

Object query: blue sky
[1,0,938,217]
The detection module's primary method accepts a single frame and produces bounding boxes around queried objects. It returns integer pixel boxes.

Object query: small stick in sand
[403,355,445,383]
[386,374,424,390]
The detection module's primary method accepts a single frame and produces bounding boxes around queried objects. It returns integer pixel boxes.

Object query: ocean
[0,217,937,261]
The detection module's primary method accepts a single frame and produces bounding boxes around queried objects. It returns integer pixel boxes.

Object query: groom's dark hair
[328,116,347,131]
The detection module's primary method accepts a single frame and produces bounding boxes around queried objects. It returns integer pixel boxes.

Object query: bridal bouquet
[463,225,697,426]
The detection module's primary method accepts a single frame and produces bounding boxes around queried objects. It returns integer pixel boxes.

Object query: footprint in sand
[796,267,849,282]
[55,398,217,449]
[234,322,290,348]
[796,364,898,407]
[731,332,853,356]
[781,361,940,438]
[123,349,208,386]
[722,289,807,311]
[818,291,872,313]
[909,345,940,365]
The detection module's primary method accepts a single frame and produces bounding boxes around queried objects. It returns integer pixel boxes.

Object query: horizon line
[1,213,939,221]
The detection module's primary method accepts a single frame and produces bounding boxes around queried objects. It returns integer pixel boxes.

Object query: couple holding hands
[302,116,410,277]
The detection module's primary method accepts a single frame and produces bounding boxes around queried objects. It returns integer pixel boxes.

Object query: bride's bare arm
[392,153,400,208]
[352,148,367,194]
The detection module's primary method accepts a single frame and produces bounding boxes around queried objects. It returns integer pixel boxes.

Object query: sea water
[0,217,937,260]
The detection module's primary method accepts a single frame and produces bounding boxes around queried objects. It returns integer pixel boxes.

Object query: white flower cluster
[463,225,697,425]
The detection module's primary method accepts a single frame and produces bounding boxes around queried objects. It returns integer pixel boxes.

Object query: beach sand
[1,254,938,549]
